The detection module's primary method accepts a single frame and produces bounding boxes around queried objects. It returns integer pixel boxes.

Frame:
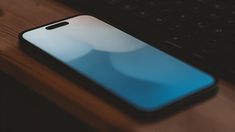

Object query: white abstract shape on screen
[64,15,146,53]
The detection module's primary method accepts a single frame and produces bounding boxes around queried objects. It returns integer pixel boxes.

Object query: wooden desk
[0,0,235,131]
[0,72,92,131]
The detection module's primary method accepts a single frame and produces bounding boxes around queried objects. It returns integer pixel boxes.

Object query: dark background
[0,72,93,132]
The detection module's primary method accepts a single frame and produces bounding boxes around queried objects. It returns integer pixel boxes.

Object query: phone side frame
[18,14,218,122]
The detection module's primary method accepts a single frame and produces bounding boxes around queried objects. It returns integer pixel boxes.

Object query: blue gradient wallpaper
[23,15,215,112]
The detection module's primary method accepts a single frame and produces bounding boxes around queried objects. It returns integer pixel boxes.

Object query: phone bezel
[19,14,218,122]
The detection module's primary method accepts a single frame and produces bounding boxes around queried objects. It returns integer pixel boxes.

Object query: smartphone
[20,15,217,120]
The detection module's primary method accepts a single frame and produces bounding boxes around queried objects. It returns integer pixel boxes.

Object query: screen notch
[46,21,69,30]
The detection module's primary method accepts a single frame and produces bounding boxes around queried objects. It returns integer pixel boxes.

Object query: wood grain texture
[0,0,235,131]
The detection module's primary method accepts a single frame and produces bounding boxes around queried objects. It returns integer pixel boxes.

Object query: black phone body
[19,15,217,121]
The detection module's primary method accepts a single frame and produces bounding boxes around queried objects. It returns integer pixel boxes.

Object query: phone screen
[22,15,215,112]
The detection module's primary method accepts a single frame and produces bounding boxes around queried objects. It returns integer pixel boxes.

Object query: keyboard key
[104,0,123,5]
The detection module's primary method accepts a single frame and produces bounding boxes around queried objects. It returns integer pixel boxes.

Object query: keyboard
[62,0,235,82]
